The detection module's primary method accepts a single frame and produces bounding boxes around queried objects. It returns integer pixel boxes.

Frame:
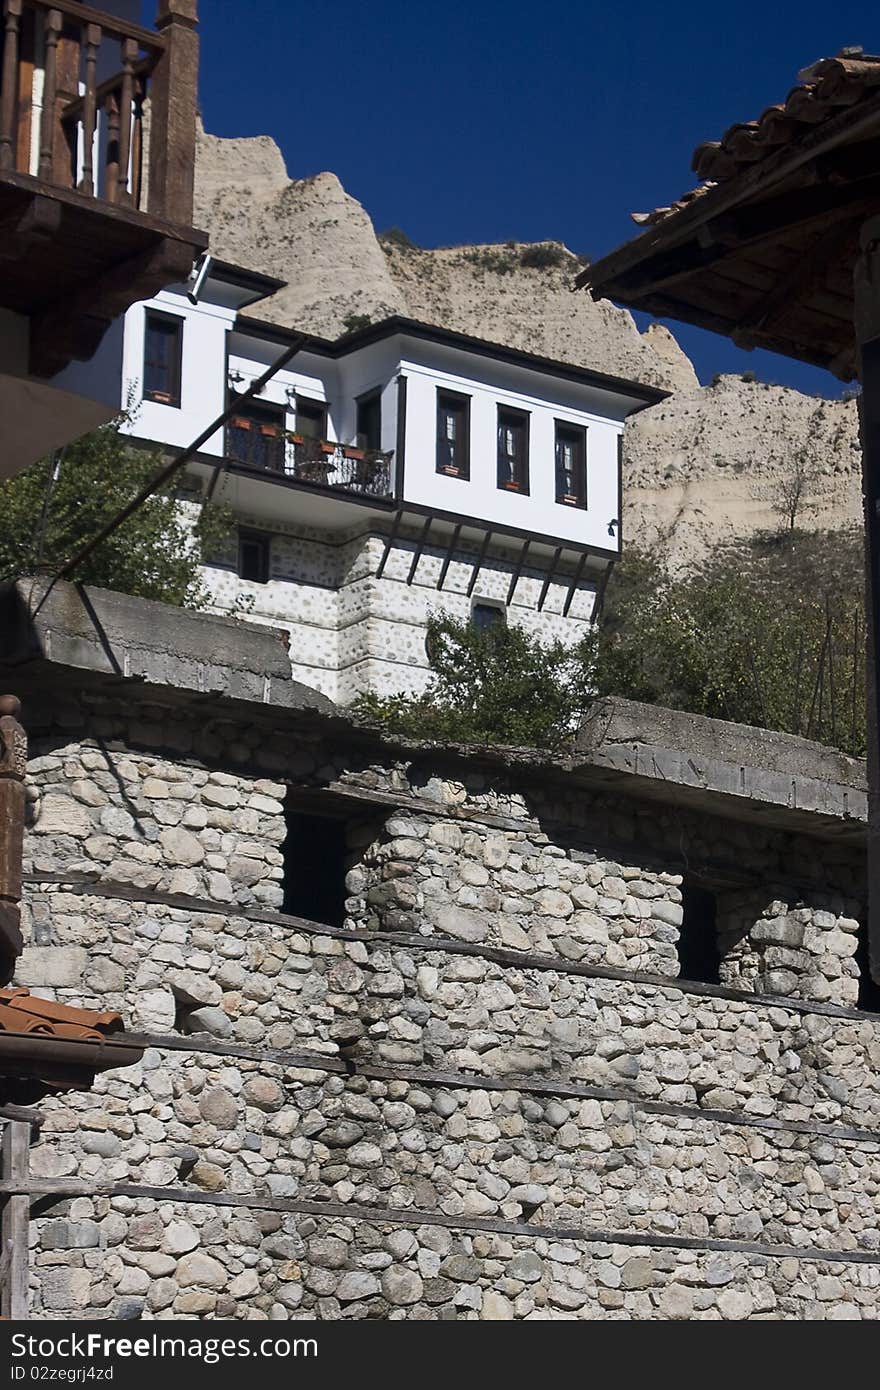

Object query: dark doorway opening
[282,811,349,928]
[677,883,721,984]
[855,919,880,1012]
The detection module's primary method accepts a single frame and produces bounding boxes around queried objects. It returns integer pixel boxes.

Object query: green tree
[592,532,865,755]
[357,530,865,757]
[0,419,228,607]
[355,613,592,749]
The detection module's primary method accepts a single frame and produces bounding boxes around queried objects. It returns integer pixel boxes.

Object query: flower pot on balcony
[440,465,462,477]
[320,441,335,455]
[290,433,305,446]
[344,446,366,461]
[560,493,581,506]
[502,481,524,492]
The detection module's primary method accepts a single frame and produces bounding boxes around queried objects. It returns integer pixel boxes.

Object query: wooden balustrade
[0,0,197,224]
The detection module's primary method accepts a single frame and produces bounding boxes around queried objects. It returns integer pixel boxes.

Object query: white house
[61,260,666,703]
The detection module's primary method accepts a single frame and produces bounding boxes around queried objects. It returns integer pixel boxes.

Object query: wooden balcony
[0,0,205,377]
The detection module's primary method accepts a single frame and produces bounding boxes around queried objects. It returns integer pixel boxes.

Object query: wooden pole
[0,696,25,985]
[147,0,198,224]
[855,215,880,985]
[0,1120,29,1319]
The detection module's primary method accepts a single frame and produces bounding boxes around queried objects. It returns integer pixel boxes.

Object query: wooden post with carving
[0,696,26,987]
[148,0,198,225]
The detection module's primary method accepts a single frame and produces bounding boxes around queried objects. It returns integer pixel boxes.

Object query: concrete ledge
[0,579,335,715]
[574,697,866,837]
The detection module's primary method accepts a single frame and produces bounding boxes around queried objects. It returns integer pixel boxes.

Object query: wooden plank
[1,1121,29,1319]
[26,0,166,51]
[3,1177,880,1268]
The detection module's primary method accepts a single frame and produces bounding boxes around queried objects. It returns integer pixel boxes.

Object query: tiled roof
[0,988,122,1040]
[634,50,880,226]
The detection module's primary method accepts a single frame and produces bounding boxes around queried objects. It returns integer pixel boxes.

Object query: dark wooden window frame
[238,528,271,584]
[497,405,530,495]
[356,388,383,451]
[295,396,328,441]
[143,310,184,407]
[436,389,471,480]
[555,420,588,508]
[471,600,507,631]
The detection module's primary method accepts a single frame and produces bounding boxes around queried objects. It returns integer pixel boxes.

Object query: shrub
[520,243,568,270]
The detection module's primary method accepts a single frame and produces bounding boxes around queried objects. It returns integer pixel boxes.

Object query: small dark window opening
[436,390,470,478]
[283,811,350,928]
[555,422,587,507]
[356,391,382,451]
[855,919,880,1011]
[144,311,183,406]
[228,401,287,473]
[472,602,506,632]
[677,883,721,984]
[238,529,270,583]
[497,407,530,492]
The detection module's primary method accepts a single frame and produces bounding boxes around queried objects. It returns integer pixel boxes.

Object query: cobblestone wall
[14,703,877,1320]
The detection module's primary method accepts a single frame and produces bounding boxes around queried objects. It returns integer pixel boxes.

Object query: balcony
[0,0,205,377]
[226,421,395,503]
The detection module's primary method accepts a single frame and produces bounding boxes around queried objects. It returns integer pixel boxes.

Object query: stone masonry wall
[200,518,595,705]
[13,698,878,1319]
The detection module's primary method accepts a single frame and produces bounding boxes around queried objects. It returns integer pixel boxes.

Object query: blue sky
[190,0,879,396]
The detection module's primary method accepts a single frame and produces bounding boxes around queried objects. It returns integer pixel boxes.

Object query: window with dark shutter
[356,391,382,450]
[436,391,470,479]
[497,407,530,493]
[296,397,327,441]
[238,529,270,584]
[471,602,506,631]
[143,311,183,407]
[555,422,587,507]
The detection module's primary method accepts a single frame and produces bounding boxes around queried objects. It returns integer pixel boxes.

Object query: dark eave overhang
[233,313,669,411]
[208,259,287,309]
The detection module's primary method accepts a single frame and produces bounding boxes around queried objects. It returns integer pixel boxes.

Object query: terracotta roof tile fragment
[652,50,880,219]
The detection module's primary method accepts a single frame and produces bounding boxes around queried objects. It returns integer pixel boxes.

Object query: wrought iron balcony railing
[226,425,395,502]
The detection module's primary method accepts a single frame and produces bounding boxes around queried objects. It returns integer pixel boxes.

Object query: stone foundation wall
[201,518,596,704]
[14,703,878,1319]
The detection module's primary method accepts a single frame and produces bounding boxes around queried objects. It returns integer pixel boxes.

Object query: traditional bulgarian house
[0,0,204,477]
[69,261,666,702]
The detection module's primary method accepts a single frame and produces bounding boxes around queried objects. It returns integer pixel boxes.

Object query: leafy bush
[0,418,229,607]
[520,243,568,270]
[379,226,418,252]
[464,247,519,275]
[354,613,592,749]
[357,530,866,757]
[593,534,865,755]
[341,312,373,334]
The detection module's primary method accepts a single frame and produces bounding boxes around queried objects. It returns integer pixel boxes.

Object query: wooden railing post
[79,22,100,195]
[0,0,23,172]
[148,0,198,224]
[37,7,61,182]
[116,35,137,204]
[0,696,26,986]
